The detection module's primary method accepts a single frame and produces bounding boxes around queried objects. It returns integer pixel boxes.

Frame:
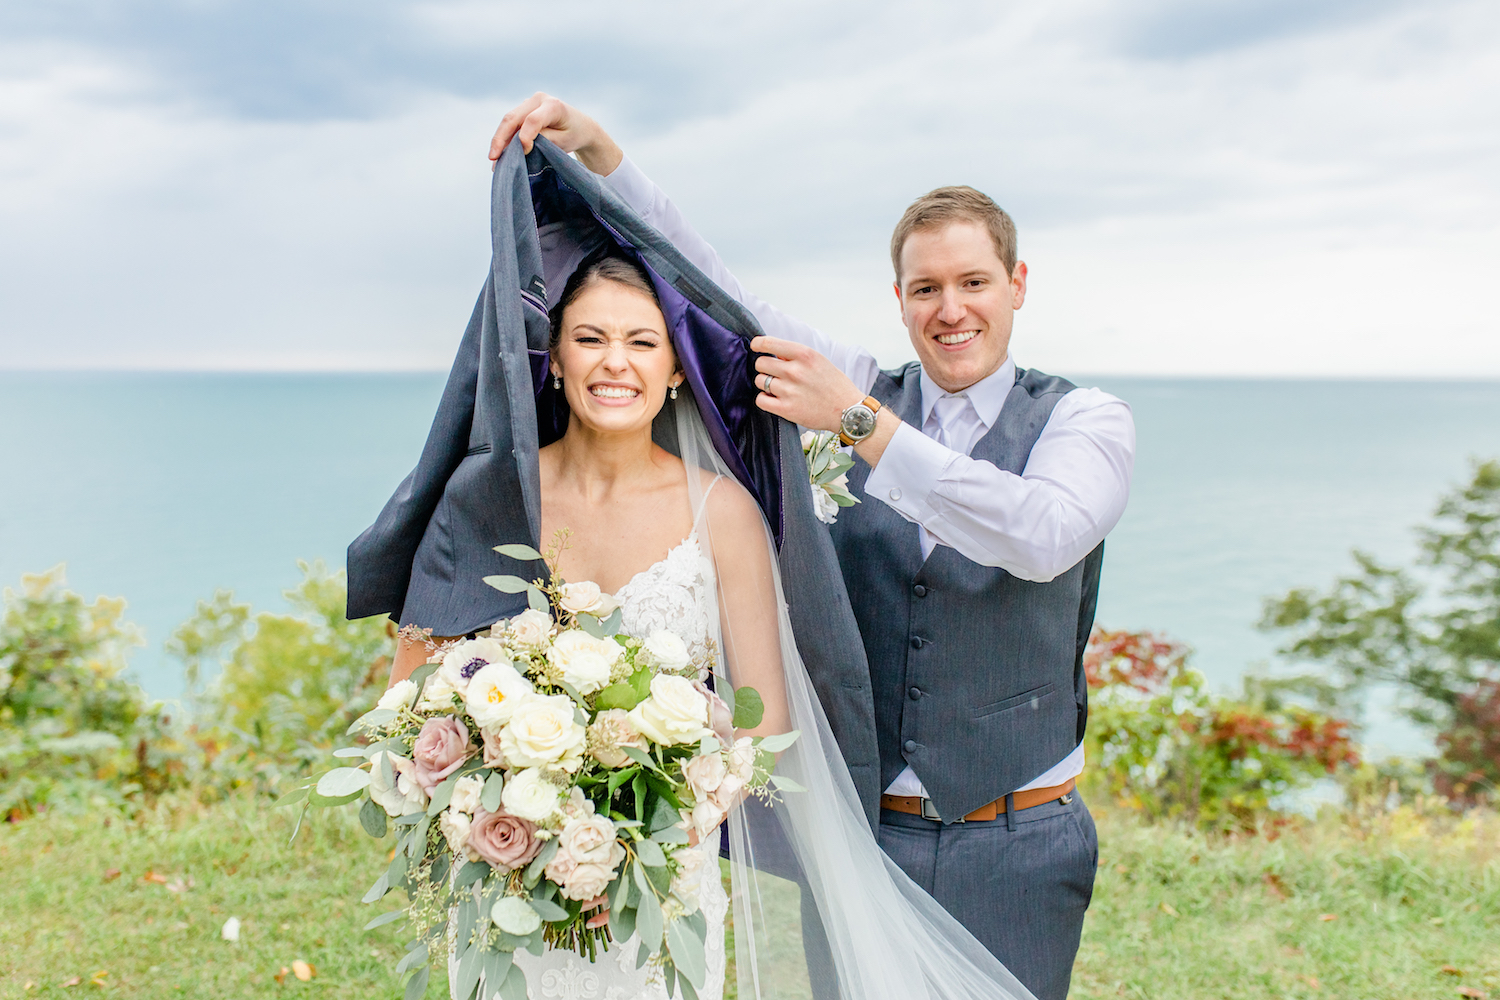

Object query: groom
[491,95,1135,1000]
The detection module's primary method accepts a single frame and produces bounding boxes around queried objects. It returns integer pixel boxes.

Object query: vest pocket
[971,681,1058,720]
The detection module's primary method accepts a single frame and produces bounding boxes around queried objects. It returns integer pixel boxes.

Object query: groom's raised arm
[490,94,881,393]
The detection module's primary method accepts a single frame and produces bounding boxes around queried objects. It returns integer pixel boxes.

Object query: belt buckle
[919,798,956,823]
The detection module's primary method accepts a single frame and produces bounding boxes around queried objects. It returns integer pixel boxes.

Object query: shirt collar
[918,354,1016,430]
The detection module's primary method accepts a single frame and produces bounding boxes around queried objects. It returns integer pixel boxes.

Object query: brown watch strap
[838,396,883,446]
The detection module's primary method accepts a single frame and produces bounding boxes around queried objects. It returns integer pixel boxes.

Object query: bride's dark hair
[548,254,663,350]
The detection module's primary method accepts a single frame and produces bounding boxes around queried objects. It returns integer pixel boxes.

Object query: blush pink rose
[466,807,544,872]
[412,715,472,793]
[694,680,735,746]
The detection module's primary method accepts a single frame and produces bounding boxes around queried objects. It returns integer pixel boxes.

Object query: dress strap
[690,474,725,536]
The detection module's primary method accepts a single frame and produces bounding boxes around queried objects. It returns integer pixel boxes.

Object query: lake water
[4,372,1498,756]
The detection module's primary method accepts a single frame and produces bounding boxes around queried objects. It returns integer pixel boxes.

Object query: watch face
[841,404,876,440]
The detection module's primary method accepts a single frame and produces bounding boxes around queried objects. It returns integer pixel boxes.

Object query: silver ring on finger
[761,373,775,392]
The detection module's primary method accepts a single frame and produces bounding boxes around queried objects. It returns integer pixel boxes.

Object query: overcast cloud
[1,0,1496,375]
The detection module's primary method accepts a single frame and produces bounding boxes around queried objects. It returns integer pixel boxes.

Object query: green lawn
[2,797,1496,999]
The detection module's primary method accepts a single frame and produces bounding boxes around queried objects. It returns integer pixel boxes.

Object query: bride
[363,132,1041,1000]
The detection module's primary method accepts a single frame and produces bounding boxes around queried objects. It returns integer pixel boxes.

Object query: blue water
[3,372,1498,754]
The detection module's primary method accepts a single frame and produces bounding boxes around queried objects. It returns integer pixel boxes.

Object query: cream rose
[643,629,692,671]
[546,630,622,695]
[557,813,618,867]
[505,608,553,648]
[376,678,418,712]
[499,767,562,823]
[438,636,511,695]
[546,845,625,902]
[439,808,473,857]
[557,581,618,616]
[448,773,485,816]
[500,694,587,771]
[670,846,707,910]
[627,674,710,746]
[688,799,726,843]
[683,752,728,800]
[587,709,647,768]
[417,672,461,712]
[463,660,534,729]
[368,751,428,817]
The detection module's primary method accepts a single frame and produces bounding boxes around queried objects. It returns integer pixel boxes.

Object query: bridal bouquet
[282,541,799,1000]
[802,430,859,524]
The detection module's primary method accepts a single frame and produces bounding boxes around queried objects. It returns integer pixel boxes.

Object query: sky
[1,0,1497,376]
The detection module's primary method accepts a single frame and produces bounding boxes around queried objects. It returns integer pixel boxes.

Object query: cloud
[0,0,1496,373]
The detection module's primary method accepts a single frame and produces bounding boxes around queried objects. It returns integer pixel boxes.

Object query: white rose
[627,674,710,746]
[439,636,511,696]
[551,856,622,902]
[546,629,622,695]
[670,846,707,911]
[688,799,725,843]
[439,808,474,857]
[463,660,535,729]
[643,629,692,672]
[558,813,618,867]
[800,429,817,451]
[500,767,562,823]
[417,672,461,712]
[500,694,588,771]
[587,709,646,768]
[376,679,418,712]
[683,752,728,799]
[813,485,840,524]
[505,608,554,648]
[557,581,618,616]
[368,751,428,817]
[449,773,485,816]
[725,737,757,782]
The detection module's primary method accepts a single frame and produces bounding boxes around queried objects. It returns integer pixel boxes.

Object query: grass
[1,797,1497,999]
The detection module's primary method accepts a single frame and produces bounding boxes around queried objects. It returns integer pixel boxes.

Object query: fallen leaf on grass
[90,971,108,987]
[1300,975,1321,990]
[102,868,121,882]
[1317,913,1338,922]
[1263,873,1290,899]
[1114,864,1129,875]
[164,877,194,894]
[61,977,81,988]
[1444,966,1466,977]
[292,960,315,982]
[1457,988,1487,999]
[1159,902,1180,917]
[274,967,289,985]
[142,870,169,884]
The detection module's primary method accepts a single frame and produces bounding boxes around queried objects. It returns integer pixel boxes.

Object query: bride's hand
[489,92,623,176]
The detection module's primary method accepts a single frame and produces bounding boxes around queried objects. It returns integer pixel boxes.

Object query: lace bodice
[613,534,717,670]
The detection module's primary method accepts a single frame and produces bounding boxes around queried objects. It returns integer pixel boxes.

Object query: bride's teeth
[936,331,977,345]
[591,385,640,399]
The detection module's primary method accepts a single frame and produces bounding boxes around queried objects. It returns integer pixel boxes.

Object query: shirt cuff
[862,421,952,523]
[601,155,655,220]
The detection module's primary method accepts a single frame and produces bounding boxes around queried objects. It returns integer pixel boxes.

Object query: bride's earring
[670,382,679,400]
[553,374,561,390]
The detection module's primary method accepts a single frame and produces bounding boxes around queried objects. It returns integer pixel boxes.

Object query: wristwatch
[838,396,883,446]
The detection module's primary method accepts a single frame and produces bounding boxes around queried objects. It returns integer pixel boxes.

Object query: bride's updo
[548,254,664,350]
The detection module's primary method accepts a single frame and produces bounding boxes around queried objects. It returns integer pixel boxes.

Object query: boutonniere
[801,430,860,525]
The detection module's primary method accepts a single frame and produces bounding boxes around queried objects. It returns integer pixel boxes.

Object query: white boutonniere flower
[801,430,860,525]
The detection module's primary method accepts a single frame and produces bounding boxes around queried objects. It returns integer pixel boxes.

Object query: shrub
[1083,628,1360,830]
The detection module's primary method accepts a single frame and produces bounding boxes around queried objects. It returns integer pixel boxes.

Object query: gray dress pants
[877,792,1099,1000]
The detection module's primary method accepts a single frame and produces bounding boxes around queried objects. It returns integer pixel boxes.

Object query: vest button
[889,488,902,501]
[912,584,927,598]
[903,740,918,754]
[910,636,924,649]
[908,686,922,700]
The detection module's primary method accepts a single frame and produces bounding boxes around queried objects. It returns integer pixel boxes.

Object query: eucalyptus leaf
[524,837,559,886]
[754,730,801,754]
[526,585,549,613]
[771,774,808,793]
[395,942,428,975]
[600,606,623,635]
[494,543,544,562]
[664,960,677,997]
[481,772,505,812]
[482,574,532,594]
[308,788,363,808]
[456,893,479,952]
[378,752,397,791]
[454,941,484,1000]
[455,859,490,888]
[363,909,405,931]
[499,963,529,1000]
[647,792,681,833]
[273,784,311,809]
[713,678,735,715]
[731,686,765,730]
[636,891,664,953]
[667,917,707,988]
[556,680,588,710]
[683,907,708,943]
[634,838,667,869]
[407,662,438,692]
[635,940,652,970]
[347,707,397,735]
[650,825,689,845]
[528,897,568,922]
[403,965,429,1000]
[609,900,637,943]
[359,797,388,839]
[482,949,515,998]
[427,773,459,816]
[430,851,451,885]
[332,746,366,758]
[361,871,391,904]
[316,766,372,798]
[678,973,701,1000]
[620,745,661,773]
[386,850,409,889]
[576,612,607,639]
[525,928,545,956]
[393,811,426,826]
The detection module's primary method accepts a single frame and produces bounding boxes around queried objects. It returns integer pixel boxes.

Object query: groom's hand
[752,335,901,467]
[489,92,623,177]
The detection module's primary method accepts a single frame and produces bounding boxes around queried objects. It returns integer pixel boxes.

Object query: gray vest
[829,362,1103,822]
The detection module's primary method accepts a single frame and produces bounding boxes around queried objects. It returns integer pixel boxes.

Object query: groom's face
[894,221,1027,394]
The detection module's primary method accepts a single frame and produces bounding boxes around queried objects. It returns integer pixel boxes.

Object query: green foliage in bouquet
[801,430,859,525]
[1261,458,1500,804]
[286,537,799,1000]
[1083,628,1360,831]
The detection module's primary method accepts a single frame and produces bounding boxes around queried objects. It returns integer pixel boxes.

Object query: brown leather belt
[880,778,1077,823]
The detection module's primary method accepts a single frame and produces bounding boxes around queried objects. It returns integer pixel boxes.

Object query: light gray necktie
[931,394,971,452]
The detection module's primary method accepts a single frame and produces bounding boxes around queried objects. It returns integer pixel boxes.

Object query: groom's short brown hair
[890,186,1017,279]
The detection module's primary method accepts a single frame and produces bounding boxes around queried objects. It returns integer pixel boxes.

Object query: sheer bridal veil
[673,397,1037,1000]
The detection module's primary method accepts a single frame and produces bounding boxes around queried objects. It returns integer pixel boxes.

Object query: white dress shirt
[605,156,1136,798]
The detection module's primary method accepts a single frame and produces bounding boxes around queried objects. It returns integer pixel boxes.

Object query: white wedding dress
[458,491,730,1000]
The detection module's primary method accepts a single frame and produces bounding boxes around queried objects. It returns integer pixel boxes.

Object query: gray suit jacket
[345,138,882,828]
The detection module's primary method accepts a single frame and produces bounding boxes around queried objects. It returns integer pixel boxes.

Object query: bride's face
[551,280,682,437]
